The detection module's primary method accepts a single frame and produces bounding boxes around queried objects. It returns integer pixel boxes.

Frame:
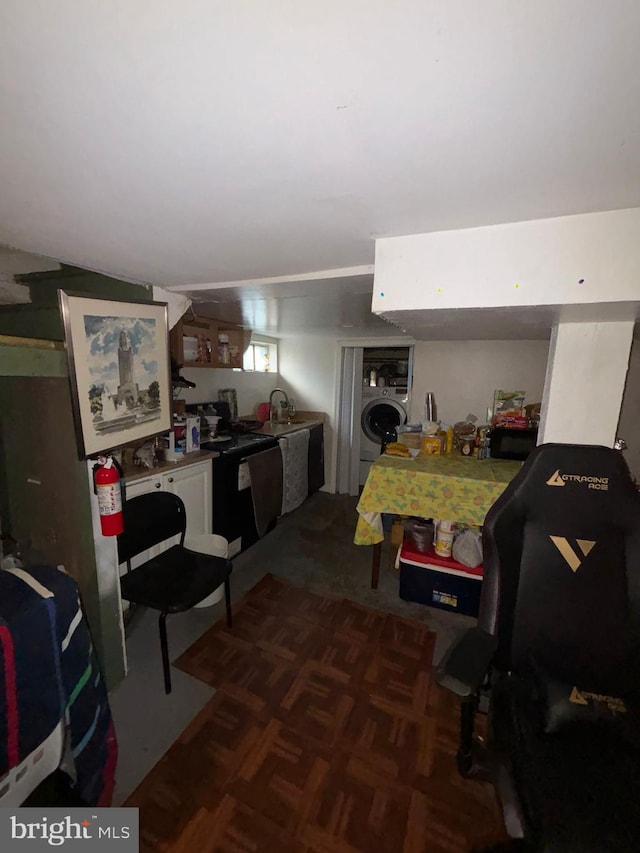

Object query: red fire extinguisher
[94,455,124,536]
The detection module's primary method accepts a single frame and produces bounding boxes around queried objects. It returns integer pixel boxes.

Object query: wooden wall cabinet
[170,315,246,369]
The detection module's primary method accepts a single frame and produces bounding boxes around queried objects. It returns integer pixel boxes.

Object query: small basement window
[243,338,278,373]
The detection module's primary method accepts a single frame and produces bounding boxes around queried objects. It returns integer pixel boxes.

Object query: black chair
[117,491,233,694]
[437,443,640,852]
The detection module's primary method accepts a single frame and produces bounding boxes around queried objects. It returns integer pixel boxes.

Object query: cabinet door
[215,325,245,369]
[170,316,246,370]
[124,476,163,500]
[170,317,215,368]
[308,424,325,495]
[163,460,212,538]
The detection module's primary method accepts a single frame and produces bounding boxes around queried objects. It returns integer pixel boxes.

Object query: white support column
[538,321,634,447]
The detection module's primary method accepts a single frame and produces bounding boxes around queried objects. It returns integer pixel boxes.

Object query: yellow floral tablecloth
[355,454,522,545]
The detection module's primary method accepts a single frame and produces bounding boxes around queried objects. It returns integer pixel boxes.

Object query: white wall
[410,340,550,426]
[177,367,277,418]
[176,337,551,491]
[277,336,339,491]
[618,337,640,482]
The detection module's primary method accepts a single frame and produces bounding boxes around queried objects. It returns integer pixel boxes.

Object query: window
[243,338,278,373]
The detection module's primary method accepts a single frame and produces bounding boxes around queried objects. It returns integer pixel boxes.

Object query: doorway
[334,341,413,495]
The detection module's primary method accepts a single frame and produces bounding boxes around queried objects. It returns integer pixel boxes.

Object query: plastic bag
[452,528,483,568]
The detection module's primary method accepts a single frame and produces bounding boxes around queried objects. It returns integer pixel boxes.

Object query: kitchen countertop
[123,449,217,483]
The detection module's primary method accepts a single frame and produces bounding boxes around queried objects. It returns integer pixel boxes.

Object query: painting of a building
[116,330,139,407]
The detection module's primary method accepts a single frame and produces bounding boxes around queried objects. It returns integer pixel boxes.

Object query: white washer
[359,387,409,484]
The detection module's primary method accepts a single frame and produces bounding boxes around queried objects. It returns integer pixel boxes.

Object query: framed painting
[59,291,172,459]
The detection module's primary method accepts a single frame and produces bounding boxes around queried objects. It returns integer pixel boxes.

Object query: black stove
[200,432,278,456]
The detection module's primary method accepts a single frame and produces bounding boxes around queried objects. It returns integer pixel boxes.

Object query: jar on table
[435,520,456,557]
[460,435,475,456]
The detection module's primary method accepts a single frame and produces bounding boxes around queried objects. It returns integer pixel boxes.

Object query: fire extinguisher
[93,455,124,536]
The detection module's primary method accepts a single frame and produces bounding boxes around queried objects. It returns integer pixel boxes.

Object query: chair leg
[158,612,172,695]
[224,577,232,628]
[457,693,491,780]
[458,694,477,775]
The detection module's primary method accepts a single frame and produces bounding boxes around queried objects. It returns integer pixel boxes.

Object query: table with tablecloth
[355,454,522,587]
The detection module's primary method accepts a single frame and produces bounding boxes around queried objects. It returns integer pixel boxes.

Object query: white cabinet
[163,462,212,539]
[120,458,212,574]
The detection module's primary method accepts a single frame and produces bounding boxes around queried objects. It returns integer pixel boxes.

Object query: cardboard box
[398,432,421,450]
[399,542,483,617]
[391,518,405,548]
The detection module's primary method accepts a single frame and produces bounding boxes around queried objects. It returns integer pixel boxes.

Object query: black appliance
[200,432,279,555]
[489,426,538,461]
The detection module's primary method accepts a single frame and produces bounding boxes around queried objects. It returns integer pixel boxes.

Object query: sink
[256,420,316,435]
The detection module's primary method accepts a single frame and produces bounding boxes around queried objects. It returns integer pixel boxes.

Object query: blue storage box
[399,542,483,617]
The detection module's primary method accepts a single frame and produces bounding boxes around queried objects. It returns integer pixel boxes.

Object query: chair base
[457,736,492,781]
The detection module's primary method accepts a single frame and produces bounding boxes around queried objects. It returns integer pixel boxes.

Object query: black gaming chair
[437,443,640,852]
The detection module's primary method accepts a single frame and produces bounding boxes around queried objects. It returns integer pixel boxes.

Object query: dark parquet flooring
[125,574,506,852]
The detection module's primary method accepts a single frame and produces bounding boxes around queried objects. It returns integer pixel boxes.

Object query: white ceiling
[185,271,403,338]
[1,2,639,337]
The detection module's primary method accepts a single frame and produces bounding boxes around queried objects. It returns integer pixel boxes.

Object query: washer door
[361,398,407,445]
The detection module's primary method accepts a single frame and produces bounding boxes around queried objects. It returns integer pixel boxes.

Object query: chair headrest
[510,443,638,523]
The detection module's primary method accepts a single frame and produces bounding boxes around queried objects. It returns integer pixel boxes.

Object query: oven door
[211,441,279,556]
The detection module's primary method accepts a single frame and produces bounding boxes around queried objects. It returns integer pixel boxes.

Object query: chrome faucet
[269,387,291,424]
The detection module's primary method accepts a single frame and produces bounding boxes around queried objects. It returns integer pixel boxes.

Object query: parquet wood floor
[125,574,507,852]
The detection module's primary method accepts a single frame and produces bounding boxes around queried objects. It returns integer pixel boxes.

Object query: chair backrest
[480,443,640,698]
[117,491,187,563]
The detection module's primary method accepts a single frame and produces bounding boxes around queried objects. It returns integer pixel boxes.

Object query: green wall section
[0,376,125,688]
[0,266,153,340]
[0,341,67,376]
[0,266,148,689]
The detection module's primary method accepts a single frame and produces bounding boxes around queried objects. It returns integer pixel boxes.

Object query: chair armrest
[436,627,498,698]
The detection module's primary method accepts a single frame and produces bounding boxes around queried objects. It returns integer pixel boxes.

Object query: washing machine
[359,386,409,484]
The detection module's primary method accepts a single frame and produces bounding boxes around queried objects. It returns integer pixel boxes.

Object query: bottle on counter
[477,425,492,459]
[424,392,437,423]
[218,333,230,364]
[444,424,454,454]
